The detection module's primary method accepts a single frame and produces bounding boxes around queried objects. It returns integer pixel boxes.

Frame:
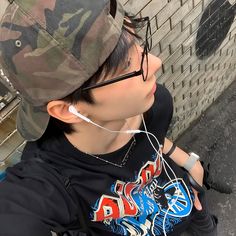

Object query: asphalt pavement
[177,80,236,236]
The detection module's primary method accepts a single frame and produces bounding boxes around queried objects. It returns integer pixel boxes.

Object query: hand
[189,161,204,211]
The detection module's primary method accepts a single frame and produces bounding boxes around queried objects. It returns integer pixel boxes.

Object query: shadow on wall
[195,0,236,59]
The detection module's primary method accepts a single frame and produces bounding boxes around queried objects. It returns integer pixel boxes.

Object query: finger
[193,189,202,211]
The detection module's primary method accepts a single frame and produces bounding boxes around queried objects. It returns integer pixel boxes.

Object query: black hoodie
[0,85,194,236]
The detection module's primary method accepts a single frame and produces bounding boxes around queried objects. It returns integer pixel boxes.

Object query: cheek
[93,79,138,101]
[89,78,151,120]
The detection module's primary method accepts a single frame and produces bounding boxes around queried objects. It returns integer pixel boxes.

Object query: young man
[0,0,217,235]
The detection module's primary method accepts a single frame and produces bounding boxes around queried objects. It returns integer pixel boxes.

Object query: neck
[65,115,141,154]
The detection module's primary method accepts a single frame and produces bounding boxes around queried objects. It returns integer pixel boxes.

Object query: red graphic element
[116,181,138,216]
[138,157,162,190]
[93,156,162,221]
[94,196,121,221]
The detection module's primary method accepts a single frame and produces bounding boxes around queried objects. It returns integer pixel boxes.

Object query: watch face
[189,152,200,160]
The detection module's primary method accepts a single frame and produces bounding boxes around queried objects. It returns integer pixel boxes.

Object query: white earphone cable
[69,105,187,235]
[141,114,182,236]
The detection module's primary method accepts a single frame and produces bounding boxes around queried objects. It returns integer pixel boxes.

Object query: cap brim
[16,98,50,141]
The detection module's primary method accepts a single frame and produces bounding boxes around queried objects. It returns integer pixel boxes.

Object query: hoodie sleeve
[0,160,79,236]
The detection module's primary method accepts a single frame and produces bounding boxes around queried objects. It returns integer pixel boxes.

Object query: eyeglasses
[82,17,152,91]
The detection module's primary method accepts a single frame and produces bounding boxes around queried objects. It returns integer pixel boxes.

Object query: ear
[47,100,86,124]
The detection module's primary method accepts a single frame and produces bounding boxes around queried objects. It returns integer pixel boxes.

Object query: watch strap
[165,143,176,157]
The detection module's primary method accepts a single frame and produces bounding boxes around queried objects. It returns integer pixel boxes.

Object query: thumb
[193,189,202,211]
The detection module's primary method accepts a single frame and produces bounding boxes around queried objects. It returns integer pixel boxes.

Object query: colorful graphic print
[92,155,193,235]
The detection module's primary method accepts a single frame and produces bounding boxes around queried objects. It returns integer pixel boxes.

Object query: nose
[148,52,162,76]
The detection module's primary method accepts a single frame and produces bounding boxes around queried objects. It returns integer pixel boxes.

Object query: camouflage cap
[0,0,125,141]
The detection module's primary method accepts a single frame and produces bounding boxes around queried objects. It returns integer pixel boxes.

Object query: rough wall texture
[123,0,236,139]
[1,0,236,164]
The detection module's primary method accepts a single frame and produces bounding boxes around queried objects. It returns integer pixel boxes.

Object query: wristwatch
[183,152,200,171]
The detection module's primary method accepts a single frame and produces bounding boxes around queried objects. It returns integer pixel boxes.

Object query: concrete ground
[177,80,236,236]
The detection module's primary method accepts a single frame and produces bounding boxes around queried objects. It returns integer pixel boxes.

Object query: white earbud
[68,105,91,123]
[68,105,140,134]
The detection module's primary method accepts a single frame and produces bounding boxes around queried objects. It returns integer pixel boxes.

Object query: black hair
[45,13,144,137]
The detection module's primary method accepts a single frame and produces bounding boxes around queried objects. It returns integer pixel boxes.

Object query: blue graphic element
[151,153,157,160]
[152,212,182,235]
[161,180,193,217]
[104,179,193,236]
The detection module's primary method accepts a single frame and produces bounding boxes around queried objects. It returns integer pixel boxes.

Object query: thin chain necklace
[74,135,136,168]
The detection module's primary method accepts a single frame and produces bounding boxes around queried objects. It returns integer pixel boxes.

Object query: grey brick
[230,17,236,30]
[150,16,158,33]
[188,66,202,82]
[164,46,183,69]
[158,67,176,85]
[171,0,193,28]
[163,67,182,88]
[141,0,168,20]
[125,0,151,15]
[218,34,232,52]
[182,32,197,53]
[158,45,171,62]
[182,53,198,71]
[157,0,181,27]
[229,24,236,40]
[160,22,182,51]
[193,0,202,7]
[152,19,171,44]
[170,26,191,52]
[151,43,161,56]
[182,3,202,29]
[190,14,202,33]
[172,48,191,72]
[172,81,191,103]
[229,19,236,39]
[190,59,201,73]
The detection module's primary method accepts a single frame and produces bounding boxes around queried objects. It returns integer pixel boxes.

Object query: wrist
[189,160,203,173]
[165,143,176,157]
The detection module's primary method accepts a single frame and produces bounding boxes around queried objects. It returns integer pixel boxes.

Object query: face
[81,43,162,123]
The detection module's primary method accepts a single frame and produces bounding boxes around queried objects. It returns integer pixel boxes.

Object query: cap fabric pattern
[0,0,125,141]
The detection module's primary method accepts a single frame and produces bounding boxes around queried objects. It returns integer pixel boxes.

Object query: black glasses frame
[82,17,152,91]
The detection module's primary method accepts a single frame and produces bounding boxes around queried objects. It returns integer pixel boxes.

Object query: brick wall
[1,0,236,163]
[123,0,236,139]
